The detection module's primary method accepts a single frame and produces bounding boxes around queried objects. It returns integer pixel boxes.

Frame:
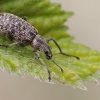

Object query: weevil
[0,13,79,81]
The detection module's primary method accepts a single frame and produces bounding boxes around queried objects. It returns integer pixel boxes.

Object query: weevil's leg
[0,30,27,47]
[0,42,19,48]
[0,30,13,41]
[22,16,27,21]
[0,30,16,47]
[9,42,19,47]
[46,38,80,60]
[33,51,51,81]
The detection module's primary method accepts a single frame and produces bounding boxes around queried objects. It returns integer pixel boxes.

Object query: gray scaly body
[0,13,38,46]
[0,13,79,81]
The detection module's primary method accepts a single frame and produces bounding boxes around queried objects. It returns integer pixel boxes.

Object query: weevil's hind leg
[0,41,28,48]
[0,30,13,41]
[33,51,51,81]
[22,16,27,21]
[0,42,19,48]
[46,38,80,60]
[9,42,19,47]
[0,30,18,47]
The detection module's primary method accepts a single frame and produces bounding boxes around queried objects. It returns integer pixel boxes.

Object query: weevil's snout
[44,49,52,60]
[32,35,52,60]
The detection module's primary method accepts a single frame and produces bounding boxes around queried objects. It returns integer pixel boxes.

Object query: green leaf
[0,0,99,90]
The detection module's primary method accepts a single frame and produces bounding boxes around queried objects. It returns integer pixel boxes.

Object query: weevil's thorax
[32,35,52,59]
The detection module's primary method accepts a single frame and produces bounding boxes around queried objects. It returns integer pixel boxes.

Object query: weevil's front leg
[33,51,51,81]
[46,38,80,60]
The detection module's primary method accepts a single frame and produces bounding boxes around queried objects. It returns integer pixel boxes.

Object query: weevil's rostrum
[0,13,79,81]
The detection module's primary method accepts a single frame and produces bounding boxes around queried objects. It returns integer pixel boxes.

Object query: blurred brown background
[0,0,100,100]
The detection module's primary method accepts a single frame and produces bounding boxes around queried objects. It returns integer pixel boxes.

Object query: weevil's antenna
[57,52,80,60]
[46,38,80,60]
[51,59,64,73]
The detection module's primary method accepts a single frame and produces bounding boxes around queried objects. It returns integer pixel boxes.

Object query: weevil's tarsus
[46,38,80,60]
[22,16,27,21]
[33,51,51,81]
[52,59,64,73]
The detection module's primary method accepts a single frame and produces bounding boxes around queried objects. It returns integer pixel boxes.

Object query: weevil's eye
[44,50,52,60]
[44,50,49,54]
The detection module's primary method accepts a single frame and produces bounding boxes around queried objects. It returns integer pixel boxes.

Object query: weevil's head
[32,35,52,60]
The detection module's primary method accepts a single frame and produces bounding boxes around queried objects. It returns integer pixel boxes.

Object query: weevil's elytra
[0,13,80,81]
